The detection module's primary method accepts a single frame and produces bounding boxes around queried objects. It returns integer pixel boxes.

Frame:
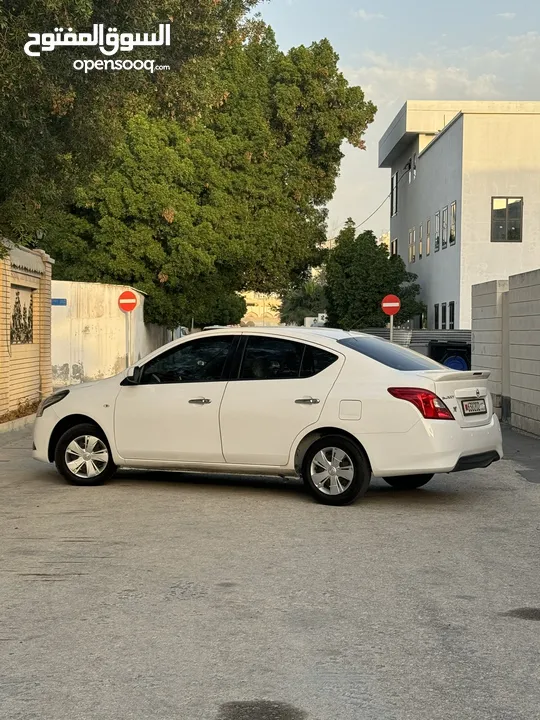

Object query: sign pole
[390,314,394,343]
[125,312,130,368]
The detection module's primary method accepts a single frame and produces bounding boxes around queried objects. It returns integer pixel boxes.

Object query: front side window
[426,218,431,256]
[442,206,448,249]
[238,337,338,381]
[435,212,440,252]
[441,302,447,330]
[491,198,523,242]
[140,336,235,384]
[449,301,455,330]
[391,173,399,217]
[339,336,443,371]
[434,304,439,330]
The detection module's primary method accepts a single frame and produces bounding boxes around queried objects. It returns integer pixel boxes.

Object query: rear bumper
[451,450,501,473]
[366,413,503,477]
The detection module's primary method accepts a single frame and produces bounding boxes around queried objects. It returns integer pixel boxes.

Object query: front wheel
[55,423,117,486]
[302,436,371,506]
[383,474,434,490]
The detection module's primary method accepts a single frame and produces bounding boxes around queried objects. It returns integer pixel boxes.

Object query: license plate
[462,399,487,416]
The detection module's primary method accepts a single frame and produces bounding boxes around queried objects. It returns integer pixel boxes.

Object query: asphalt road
[1,427,539,720]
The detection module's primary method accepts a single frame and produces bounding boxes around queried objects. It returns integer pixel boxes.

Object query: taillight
[388,387,454,420]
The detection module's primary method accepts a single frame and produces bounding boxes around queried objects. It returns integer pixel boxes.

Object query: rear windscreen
[338,336,444,371]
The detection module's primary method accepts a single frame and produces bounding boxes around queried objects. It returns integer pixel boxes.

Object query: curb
[0,414,36,435]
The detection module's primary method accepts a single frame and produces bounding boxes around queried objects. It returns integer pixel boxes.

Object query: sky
[258,0,540,239]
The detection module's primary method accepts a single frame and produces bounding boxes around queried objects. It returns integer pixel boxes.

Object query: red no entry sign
[382,294,401,316]
[118,289,138,313]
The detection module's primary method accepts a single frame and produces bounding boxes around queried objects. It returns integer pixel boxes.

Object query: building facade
[379,101,540,329]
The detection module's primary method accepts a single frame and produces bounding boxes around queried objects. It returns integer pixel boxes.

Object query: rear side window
[339,336,443,371]
[238,336,339,380]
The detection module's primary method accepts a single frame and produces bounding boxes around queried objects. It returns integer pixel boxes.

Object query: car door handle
[189,398,212,405]
[295,397,320,405]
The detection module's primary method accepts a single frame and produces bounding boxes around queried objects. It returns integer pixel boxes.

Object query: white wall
[389,117,463,328]
[51,281,171,386]
[461,113,540,327]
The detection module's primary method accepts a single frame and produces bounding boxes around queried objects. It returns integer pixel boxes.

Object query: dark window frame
[390,238,398,257]
[442,206,448,249]
[441,302,447,330]
[449,301,455,330]
[426,218,431,256]
[491,197,523,242]
[450,201,457,245]
[391,172,399,217]
[434,303,439,330]
[419,223,423,260]
[435,211,440,252]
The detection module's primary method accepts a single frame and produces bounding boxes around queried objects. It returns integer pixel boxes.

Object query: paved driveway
[1,427,539,720]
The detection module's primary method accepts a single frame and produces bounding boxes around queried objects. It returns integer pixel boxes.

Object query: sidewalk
[501,426,540,483]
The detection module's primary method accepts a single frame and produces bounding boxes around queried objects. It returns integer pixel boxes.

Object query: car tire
[383,474,434,490]
[302,435,371,506]
[55,423,117,486]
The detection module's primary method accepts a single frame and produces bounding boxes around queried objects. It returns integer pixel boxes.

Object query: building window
[449,301,455,330]
[491,197,523,242]
[413,153,417,180]
[441,303,447,330]
[426,218,431,255]
[442,206,448,249]
[391,172,399,217]
[408,229,416,263]
[435,212,440,252]
[390,238,398,256]
[434,304,439,330]
[450,201,457,245]
[419,223,423,259]
[408,158,412,184]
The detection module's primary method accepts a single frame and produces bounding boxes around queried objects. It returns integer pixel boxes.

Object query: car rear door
[219,335,344,466]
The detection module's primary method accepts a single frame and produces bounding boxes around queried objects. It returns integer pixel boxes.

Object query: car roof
[193,326,369,346]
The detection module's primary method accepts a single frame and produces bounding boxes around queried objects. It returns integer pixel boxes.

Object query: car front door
[114,335,238,463]
[219,335,344,466]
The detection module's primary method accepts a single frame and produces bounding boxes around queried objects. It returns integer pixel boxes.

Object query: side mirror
[121,365,142,386]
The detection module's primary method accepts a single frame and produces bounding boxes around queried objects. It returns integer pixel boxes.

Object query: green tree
[0,0,259,244]
[326,220,424,330]
[39,27,375,327]
[280,278,327,325]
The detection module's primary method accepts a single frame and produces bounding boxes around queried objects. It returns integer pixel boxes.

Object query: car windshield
[338,336,444,371]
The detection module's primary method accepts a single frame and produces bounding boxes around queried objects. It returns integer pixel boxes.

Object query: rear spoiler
[416,370,491,382]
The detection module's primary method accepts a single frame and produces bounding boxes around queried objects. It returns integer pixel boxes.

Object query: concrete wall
[389,116,463,329]
[51,281,171,386]
[471,280,508,418]
[0,244,53,418]
[472,269,540,436]
[461,113,540,328]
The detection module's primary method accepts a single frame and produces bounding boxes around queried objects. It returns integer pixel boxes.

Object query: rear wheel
[302,436,371,506]
[55,423,116,486]
[383,474,434,490]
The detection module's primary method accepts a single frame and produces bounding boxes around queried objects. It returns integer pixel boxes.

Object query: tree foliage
[0,0,259,243]
[34,26,375,327]
[326,220,424,330]
[280,278,327,326]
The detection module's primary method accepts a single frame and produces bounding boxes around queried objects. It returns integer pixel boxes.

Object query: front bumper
[32,408,60,464]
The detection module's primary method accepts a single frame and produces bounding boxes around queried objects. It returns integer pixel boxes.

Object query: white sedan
[33,327,503,506]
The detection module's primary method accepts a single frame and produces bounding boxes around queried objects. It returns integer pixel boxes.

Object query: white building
[379,101,540,329]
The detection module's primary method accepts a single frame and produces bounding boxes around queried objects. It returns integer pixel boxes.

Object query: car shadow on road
[109,470,470,507]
